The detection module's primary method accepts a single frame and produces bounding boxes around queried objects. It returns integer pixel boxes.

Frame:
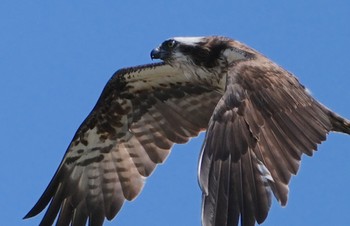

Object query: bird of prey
[24,36,350,226]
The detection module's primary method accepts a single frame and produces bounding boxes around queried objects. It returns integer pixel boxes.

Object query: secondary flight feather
[25,36,350,226]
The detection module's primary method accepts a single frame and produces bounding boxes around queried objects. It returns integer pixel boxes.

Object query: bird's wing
[25,62,222,226]
[199,60,341,226]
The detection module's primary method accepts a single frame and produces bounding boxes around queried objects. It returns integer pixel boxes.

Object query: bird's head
[151,36,255,70]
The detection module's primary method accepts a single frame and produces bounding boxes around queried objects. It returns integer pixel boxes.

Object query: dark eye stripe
[162,40,177,49]
[168,40,175,47]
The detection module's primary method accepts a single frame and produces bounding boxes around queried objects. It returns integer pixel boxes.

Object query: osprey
[25,36,350,226]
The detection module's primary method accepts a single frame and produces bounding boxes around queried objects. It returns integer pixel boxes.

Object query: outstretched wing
[199,59,350,226]
[25,62,222,226]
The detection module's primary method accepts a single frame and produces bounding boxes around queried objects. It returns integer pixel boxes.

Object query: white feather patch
[223,47,247,63]
[173,37,204,45]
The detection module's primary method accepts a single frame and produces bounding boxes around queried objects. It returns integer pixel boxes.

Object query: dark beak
[150,47,161,60]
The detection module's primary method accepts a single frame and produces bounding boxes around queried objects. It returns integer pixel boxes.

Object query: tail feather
[329,111,350,135]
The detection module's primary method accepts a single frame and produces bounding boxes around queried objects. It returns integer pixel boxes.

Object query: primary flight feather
[25,36,350,226]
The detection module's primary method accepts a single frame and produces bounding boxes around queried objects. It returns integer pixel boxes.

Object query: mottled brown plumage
[24,62,222,226]
[25,36,350,226]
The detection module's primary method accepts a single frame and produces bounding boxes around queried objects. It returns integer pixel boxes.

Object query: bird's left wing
[24,62,222,226]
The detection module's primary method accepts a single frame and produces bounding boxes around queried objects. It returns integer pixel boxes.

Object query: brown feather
[25,36,350,226]
[25,62,221,225]
[199,37,350,226]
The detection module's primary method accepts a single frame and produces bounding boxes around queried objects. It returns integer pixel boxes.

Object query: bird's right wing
[199,59,350,226]
[25,62,222,226]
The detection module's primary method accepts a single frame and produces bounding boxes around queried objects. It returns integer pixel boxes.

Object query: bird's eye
[167,40,176,48]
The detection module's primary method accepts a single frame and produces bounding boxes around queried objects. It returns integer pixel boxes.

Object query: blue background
[1,1,350,225]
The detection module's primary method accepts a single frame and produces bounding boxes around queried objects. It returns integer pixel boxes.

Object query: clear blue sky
[1,1,350,226]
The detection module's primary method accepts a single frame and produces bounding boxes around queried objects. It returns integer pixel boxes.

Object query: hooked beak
[150,47,161,60]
